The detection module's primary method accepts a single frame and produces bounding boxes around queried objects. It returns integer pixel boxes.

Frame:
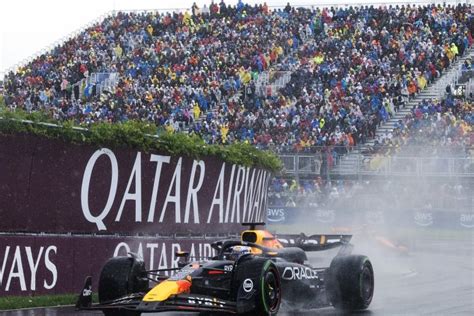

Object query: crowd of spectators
[2,2,310,125]
[268,176,473,212]
[364,93,473,171]
[1,1,473,162]
[187,2,473,155]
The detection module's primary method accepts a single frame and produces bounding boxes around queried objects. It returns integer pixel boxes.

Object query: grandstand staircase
[333,48,474,176]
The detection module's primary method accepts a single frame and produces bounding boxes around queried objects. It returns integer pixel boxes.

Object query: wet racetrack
[3,236,473,316]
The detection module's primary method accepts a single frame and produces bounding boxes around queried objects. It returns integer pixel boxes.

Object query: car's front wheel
[98,256,148,316]
[259,260,281,315]
[233,258,281,316]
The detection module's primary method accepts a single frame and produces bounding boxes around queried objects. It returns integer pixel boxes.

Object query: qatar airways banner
[0,234,218,296]
[0,135,271,234]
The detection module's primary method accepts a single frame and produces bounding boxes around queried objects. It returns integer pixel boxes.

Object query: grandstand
[1,2,474,308]
[1,0,473,179]
[335,50,474,175]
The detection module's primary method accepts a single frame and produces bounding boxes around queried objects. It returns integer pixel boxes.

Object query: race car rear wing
[275,233,352,252]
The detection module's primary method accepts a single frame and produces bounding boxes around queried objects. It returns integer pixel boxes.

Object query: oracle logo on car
[460,213,474,228]
[414,212,433,227]
[281,266,319,280]
[315,209,335,223]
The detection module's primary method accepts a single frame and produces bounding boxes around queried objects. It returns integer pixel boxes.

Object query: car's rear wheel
[326,255,374,311]
[98,256,148,316]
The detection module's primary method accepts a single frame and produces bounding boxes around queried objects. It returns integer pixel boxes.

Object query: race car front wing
[136,293,237,313]
[76,277,237,314]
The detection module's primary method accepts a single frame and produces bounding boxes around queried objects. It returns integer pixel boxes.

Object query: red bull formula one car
[76,223,374,315]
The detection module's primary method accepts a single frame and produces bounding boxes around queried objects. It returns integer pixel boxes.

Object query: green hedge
[0,105,282,172]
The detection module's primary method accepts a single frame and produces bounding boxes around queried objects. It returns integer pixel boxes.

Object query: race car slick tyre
[260,261,281,315]
[326,255,374,311]
[98,256,147,316]
[234,257,281,316]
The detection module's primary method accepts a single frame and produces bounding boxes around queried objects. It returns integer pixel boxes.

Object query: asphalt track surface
[3,236,473,316]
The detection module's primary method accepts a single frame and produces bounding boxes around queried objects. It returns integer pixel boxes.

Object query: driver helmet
[226,245,252,260]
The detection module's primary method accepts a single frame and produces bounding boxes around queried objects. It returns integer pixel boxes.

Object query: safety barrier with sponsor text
[0,234,219,296]
[267,206,474,230]
[0,134,270,234]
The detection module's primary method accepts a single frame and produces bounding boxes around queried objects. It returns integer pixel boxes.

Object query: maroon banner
[0,234,220,296]
[0,134,271,234]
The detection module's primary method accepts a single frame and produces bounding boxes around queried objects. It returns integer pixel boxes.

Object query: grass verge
[0,293,98,310]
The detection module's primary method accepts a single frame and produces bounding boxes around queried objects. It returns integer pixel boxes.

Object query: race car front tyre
[259,261,281,316]
[234,258,281,316]
[326,255,374,311]
[98,256,148,316]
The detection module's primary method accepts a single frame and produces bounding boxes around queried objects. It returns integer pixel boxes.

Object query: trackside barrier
[0,132,271,297]
[0,134,270,235]
[267,206,474,230]
[0,234,220,296]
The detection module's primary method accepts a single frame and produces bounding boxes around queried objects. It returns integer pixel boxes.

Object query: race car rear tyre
[326,255,374,311]
[98,256,147,316]
[234,258,281,316]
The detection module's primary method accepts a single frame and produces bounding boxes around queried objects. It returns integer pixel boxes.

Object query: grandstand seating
[2,1,473,172]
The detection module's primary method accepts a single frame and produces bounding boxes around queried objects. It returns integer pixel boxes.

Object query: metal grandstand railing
[255,71,292,97]
[353,156,474,177]
[466,77,474,98]
[278,153,474,178]
[71,72,119,100]
[276,143,474,178]
[279,154,323,175]
[439,50,474,96]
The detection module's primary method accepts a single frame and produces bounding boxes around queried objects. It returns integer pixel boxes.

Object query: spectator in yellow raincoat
[289,179,298,192]
[450,43,459,58]
[417,73,427,90]
[151,75,159,86]
[165,122,175,133]
[193,103,201,120]
[276,45,283,57]
[239,68,251,85]
[319,117,325,129]
[313,53,324,64]
[220,124,229,143]
[146,25,153,36]
[114,44,123,59]
[445,44,455,61]
[183,11,194,27]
